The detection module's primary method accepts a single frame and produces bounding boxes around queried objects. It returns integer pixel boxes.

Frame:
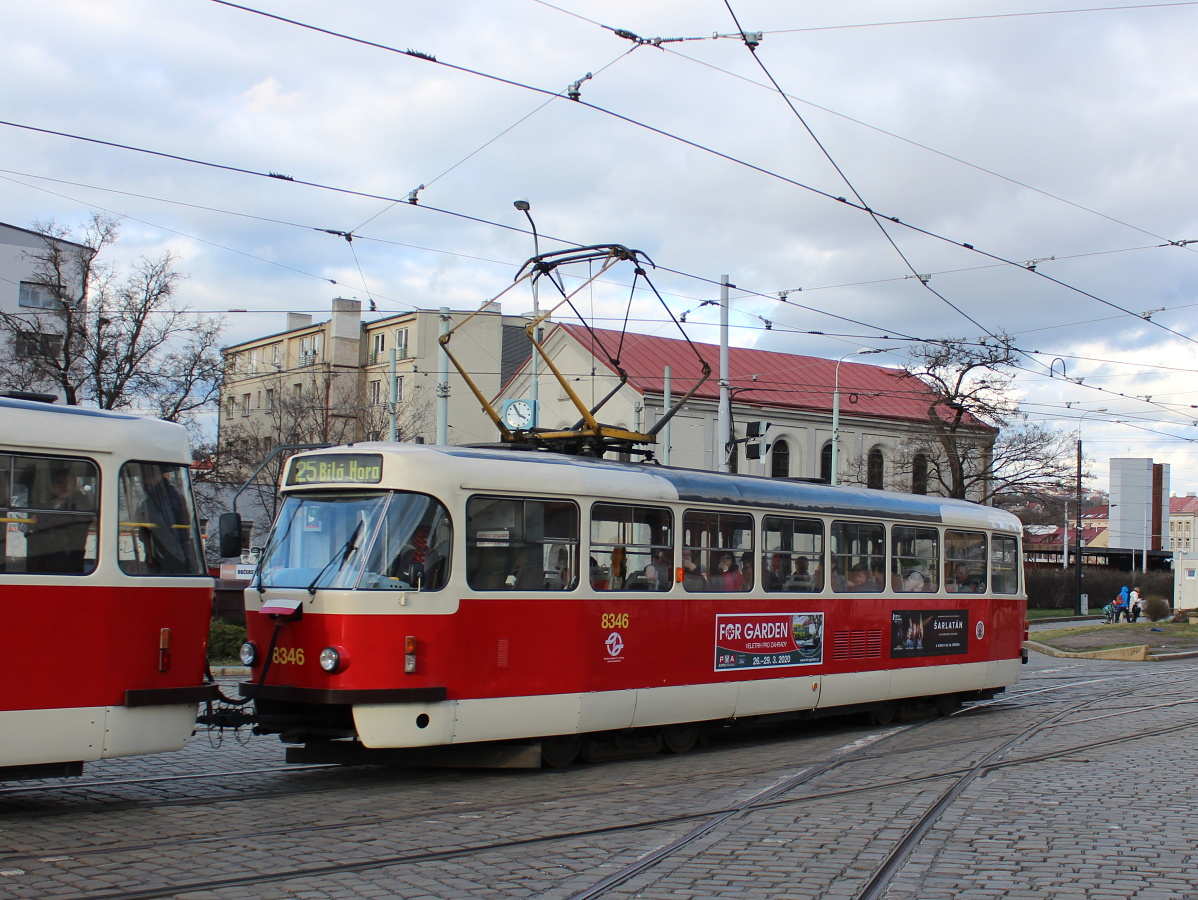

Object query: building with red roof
[496,323,996,497]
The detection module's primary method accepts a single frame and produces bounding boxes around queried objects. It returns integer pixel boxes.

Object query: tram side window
[118,462,205,576]
[682,510,754,592]
[830,521,885,592]
[0,453,98,575]
[466,496,578,592]
[945,530,987,593]
[590,504,673,591]
[891,525,939,592]
[761,516,823,592]
[991,535,1019,594]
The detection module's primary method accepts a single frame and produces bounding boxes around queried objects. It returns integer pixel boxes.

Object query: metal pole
[717,276,730,473]
[1074,408,1106,615]
[831,381,841,486]
[1062,500,1069,569]
[1075,436,1083,615]
[663,365,671,466]
[515,201,540,427]
[1143,508,1149,573]
[437,307,449,445]
[389,347,397,442]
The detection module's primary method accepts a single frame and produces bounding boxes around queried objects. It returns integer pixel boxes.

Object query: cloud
[3,0,1197,487]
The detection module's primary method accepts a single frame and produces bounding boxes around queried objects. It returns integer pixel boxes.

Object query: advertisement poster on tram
[714,612,823,670]
[890,609,969,657]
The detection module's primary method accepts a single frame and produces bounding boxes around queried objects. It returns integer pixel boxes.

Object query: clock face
[504,399,534,428]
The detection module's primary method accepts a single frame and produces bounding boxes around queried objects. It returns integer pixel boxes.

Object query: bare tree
[216,368,432,539]
[843,339,1075,502]
[0,213,223,425]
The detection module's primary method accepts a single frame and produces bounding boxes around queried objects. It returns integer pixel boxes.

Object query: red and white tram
[0,396,216,780]
[235,442,1027,767]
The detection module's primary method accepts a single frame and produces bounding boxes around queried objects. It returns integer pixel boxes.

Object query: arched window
[912,453,929,495]
[820,442,833,484]
[867,448,884,490]
[771,440,790,478]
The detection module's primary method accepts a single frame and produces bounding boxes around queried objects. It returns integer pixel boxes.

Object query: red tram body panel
[240,444,1026,759]
[0,398,216,780]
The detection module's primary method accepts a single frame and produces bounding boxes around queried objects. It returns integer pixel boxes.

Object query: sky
[3,0,1198,493]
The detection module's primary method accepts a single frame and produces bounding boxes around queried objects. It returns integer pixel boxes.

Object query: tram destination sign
[286,453,383,486]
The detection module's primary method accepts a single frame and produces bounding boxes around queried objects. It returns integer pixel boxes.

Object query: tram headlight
[319,646,349,674]
[239,641,258,667]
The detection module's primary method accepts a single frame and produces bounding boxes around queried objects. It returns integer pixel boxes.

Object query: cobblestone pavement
[1,659,1196,900]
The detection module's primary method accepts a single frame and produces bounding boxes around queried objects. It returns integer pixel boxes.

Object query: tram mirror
[218,512,244,558]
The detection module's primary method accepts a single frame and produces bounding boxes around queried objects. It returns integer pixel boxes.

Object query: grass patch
[1026,608,1094,621]
[1032,621,1198,654]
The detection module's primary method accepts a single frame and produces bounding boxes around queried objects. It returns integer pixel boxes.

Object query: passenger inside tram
[738,551,754,591]
[680,548,705,589]
[710,551,741,591]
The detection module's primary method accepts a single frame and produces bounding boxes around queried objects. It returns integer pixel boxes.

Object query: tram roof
[0,397,193,463]
[550,324,993,430]
[307,443,1020,533]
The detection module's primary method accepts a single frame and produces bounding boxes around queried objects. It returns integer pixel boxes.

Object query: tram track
[10,693,1196,900]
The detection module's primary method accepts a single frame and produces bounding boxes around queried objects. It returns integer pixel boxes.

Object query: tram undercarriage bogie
[267,688,994,770]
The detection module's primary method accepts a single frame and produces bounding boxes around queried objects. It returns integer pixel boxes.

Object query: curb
[1024,640,1198,662]
[1023,640,1148,661]
[210,666,251,677]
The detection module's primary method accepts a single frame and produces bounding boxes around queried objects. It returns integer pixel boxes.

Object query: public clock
[503,399,536,429]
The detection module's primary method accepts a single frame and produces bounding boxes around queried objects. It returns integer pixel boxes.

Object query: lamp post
[831,348,884,486]
[1074,408,1107,615]
[513,199,540,427]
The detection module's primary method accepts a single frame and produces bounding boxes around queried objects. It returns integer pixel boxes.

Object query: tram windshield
[257,491,451,591]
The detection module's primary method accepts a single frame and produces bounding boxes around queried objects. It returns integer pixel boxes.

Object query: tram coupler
[196,705,258,730]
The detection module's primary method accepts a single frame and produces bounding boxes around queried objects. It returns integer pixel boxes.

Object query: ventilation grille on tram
[831,630,883,660]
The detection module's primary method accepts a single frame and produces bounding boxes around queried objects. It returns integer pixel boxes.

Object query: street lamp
[831,348,884,486]
[1074,408,1107,615]
[514,199,540,427]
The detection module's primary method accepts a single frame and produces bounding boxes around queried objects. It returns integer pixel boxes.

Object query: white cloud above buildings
[2,0,1197,487]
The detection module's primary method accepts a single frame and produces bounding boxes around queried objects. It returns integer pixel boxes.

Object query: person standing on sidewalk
[1129,586,1142,622]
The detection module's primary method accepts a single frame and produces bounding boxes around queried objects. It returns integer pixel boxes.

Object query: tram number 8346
[600,613,630,629]
[272,646,306,666]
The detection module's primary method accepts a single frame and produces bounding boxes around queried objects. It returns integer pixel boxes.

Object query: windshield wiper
[306,520,364,596]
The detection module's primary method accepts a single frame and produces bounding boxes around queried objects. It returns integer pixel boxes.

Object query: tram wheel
[661,723,699,754]
[540,734,582,768]
[870,702,898,726]
[936,694,961,716]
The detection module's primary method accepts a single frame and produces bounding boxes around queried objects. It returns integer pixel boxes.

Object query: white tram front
[236,443,1027,767]
[0,397,216,780]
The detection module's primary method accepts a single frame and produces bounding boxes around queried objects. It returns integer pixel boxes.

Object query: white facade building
[1108,457,1169,559]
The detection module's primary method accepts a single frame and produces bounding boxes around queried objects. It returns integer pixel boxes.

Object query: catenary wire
[190,1,1198,349]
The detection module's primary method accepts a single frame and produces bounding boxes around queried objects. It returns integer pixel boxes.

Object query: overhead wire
[765,2,1198,33]
[721,0,1000,342]
[9,163,1189,344]
[191,1,1198,350]
[8,3,1196,448]
[8,159,1194,412]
